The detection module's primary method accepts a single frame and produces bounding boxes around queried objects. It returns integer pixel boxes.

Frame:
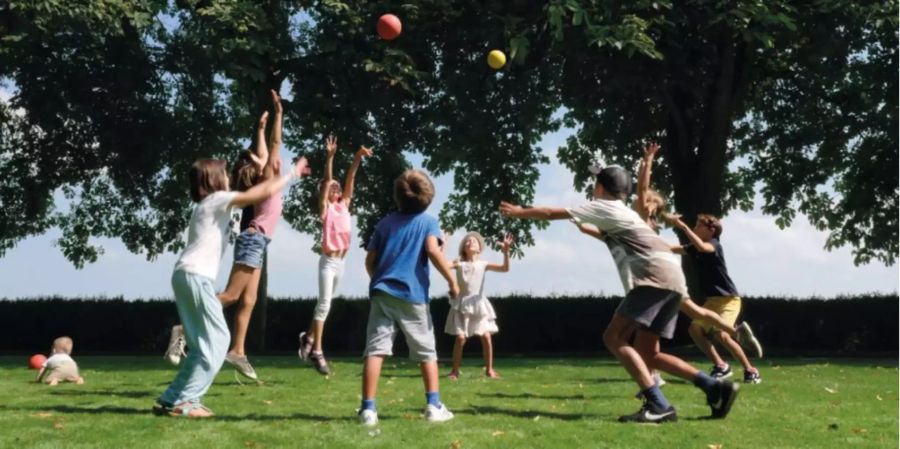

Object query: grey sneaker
[309,351,331,375]
[424,403,454,422]
[164,325,186,366]
[736,322,764,358]
[298,332,313,361]
[225,353,258,381]
[358,408,378,427]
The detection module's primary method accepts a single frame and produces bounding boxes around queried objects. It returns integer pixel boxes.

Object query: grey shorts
[363,291,437,362]
[616,286,683,339]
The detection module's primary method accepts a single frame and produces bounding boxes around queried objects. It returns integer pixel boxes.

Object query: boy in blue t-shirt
[358,169,459,427]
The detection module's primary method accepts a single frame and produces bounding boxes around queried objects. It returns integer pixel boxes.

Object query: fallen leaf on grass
[707,444,723,449]
[533,415,541,422]
[244,441,257,448]
[53,422,64,430]
[401,413,417,420]
[448,440,462,449]
[824,387,837,394]
[32,413,52,418]
[876,394,883,401]
[852,428,867,434]
[262,400,273,405]
[492,431,505,437]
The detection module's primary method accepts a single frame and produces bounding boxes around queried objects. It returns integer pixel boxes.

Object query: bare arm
[426,235,460,298]
[486,233,513,272]
[365,250,377,278]
[231,157,310,209]
[663,213,715,253]
[572,219,605,241]
[635,142,659,216]
[250,111,269,173]
[499,201,572,220]
[35,366,46,383]
[263,90,283,179]
[319,135,337,216]
[343,145,373,208]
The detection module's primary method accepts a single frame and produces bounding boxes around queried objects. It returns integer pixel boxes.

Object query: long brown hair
[231,151,260,192]
[189,159,228,202]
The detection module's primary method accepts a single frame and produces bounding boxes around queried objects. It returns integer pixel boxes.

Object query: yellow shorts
[692,296,742,334]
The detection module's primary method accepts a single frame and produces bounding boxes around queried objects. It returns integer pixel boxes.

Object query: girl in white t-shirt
[445,232,513,379]
[154,156,310,419]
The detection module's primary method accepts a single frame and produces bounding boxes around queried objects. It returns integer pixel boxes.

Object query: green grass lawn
[0,356,896,448]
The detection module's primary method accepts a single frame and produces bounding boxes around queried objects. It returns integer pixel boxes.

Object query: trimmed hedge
[0,295,896,356]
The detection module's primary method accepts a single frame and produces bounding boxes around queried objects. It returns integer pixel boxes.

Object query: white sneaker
[424,403,454,423]
[358,408,378,427]
[164,325,186,366]
[736,322,764,358]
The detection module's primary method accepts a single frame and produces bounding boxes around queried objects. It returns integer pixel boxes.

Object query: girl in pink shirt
[298,135,372,375]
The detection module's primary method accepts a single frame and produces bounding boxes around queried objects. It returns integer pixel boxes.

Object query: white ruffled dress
[444,260,498,337]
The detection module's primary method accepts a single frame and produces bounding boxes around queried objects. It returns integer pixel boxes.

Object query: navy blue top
[685,238,740,298]
[366,212,442,303]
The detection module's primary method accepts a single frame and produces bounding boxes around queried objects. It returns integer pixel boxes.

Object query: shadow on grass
[22,405,149,415]
[458,405,599,421]
[477,392,611,401]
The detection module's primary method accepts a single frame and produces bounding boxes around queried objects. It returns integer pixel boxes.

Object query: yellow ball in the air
[487,50,506,70]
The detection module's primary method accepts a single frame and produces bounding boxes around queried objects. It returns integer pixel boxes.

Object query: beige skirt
[444,295,498,337]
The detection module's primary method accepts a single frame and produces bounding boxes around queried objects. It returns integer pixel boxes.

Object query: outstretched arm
[486,233,513,272]
[248,111,270,172]
[231,157,311,209]
[343,145,373,208]
[572,219,605,241]
[263,89,283,178]
[319,135,337,216]
[663,213,715,253]
[499,201,571,221]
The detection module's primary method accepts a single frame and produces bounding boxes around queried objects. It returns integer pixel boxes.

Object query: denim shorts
[233,229,270,268]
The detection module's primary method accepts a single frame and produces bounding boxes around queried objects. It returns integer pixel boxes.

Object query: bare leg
[362,355,385,400]
[229,268,261,356]
[681,299,737,338]
[310,319,325,353]
[450,335,466,373]
[633,330,700,381]
[715,331,755,371]
[480,334,495,375]
[602,313,654,388]
[421,360,439,393]
[689,322,727,367]
[217,264,257,307]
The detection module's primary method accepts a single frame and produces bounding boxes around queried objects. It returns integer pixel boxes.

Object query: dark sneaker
[743,369,762,384]
[618,402,678,424]
[310,351,331,375]
[709,364,733,380]
[708,380,740,419]
[736,322,764,358]
[225,353,259,381]
[298,332,313,361]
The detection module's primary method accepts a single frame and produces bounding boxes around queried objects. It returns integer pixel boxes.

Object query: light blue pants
[158,270,230,406]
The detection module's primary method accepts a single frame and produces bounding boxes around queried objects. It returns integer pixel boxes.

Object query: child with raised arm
[36,337,84,386]
[358,169,458,427]
[445,232,512,380]
[153,155,310,418]
[298,135,373,375]
[163,91,286,381]
[500,165,739,424]
[665,213,762,384]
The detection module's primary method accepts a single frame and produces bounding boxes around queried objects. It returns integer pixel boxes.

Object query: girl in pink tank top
[298,134,373,375]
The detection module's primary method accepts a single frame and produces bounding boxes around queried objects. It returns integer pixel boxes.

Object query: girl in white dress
[445,232,513,379]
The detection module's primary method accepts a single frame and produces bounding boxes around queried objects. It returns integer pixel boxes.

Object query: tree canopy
[1,0,896,268]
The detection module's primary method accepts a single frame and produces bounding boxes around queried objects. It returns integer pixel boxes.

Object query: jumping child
[298,135,373,375]
[154,151,310,418]
[444,232,512,380]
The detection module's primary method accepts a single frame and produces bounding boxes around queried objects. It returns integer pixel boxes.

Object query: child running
[298,135,373,375]
[665,213,762,383]
[154,153,310,418]
[445,232,513,380]
[358,169,458,426]
[500,165,739,423]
